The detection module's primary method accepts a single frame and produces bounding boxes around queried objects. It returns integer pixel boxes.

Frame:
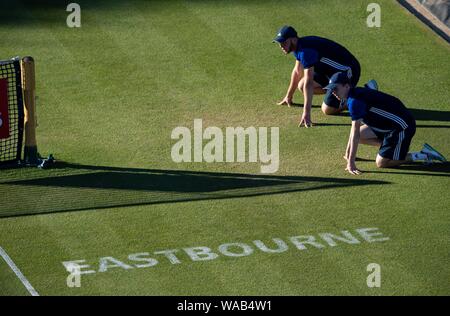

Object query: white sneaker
[421,143,447,163]
[365,79,378,90]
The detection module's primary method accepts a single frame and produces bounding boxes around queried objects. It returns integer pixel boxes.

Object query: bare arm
[287,60,303,99]
[344,137,351,161]
[346,119,362,175]
[278,60,302,106]
[298,66,314,127]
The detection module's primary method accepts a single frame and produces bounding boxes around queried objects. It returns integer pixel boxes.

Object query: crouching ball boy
[324,72,447,175]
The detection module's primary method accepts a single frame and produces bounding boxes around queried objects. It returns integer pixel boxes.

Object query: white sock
[409,152,428,161]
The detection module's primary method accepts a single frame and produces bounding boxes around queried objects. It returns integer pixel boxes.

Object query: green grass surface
[0,0,449,295]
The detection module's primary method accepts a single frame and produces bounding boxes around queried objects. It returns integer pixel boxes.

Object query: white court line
[0,246,39,296]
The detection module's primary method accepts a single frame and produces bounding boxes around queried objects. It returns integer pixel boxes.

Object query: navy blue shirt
[347,87,415,132]
[293,36,360,81]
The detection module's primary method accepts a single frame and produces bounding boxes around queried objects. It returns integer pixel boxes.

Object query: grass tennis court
[0,0,449,295]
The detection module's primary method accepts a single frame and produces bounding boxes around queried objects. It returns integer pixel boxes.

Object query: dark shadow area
[0,0,92,25]
[323,108,450,123]
[314,123,450,129]
[355,157,375,162]
[313,108,450,126]
[0,162,388,218]
[0,0,140,10]
[0,0,168,26]
[279,102,322,109]
[415,124,450,129]
[314,123,350,127]
[7,170,292,193]
[409,108,450,122]
[0,0,259,26]
[367,162,450,177]
[389,162,450,173]
[285,106,450,123]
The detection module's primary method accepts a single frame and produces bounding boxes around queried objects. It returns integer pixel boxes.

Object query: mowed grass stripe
[0,0,448,295]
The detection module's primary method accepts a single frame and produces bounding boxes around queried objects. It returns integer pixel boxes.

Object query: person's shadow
[367,162,450,177]
[409,109,450,122]
[313,107,450,129]
[278,102,322,109]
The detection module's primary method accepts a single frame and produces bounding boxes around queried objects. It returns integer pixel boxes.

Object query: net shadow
[0,162,389,218]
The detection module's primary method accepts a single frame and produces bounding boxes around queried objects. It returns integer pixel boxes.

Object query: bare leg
[347,125,411,168]
[321,102,341,115]
[313,86,326,95]
[344,125,382,161]
[297,77,325,95]
[373,128,416,168]
[376,154,408,168]
[359,125,382,147]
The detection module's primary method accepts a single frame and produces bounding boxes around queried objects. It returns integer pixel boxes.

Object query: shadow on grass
[409,109,450,122]
[314,123,450,129]
[366,162,450,177]
[0,162,389,218]
[278,102,322,109]
[282,104,450,124]
[0,0,253,26]
[0,0,173,26]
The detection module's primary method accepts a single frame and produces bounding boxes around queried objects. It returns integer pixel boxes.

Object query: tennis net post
[21,56,39,165]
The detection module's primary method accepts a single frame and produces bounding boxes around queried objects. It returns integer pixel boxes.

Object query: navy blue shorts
[372,125,416,161]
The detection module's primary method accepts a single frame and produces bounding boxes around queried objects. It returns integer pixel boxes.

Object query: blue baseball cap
[273,25,298,43]
[324,72,351,91]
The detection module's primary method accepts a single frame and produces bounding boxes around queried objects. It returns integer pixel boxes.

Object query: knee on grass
[321,102,340,115]
[376,155,392,168]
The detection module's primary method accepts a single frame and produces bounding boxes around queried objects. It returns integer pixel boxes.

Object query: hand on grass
[345,162,362,175]
[277,96,293,107]
[298,112,312,128]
